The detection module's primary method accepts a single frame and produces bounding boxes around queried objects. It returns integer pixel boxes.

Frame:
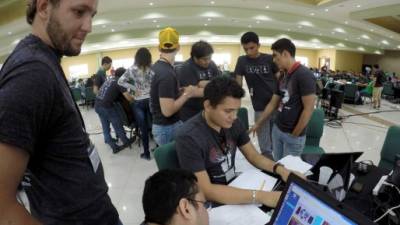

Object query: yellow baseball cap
[159,27,179,50]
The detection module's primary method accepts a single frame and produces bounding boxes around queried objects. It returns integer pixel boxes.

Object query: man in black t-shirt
[94,56,112,94]
[250,38,316,160]
[95,67,134,153]
[235,32,279,159]
[176,40,221,121]
[150,27,195,146]
[0,1,121,225]
[176,77,293,208]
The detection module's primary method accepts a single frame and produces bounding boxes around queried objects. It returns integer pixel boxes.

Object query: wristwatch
[273,162,283,175]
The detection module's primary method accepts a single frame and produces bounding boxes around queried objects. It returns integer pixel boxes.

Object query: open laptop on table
[267,174,376,225]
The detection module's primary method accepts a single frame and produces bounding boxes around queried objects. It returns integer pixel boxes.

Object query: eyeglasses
[187,198,212,211]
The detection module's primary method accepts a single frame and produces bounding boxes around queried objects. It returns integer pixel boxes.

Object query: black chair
[343,84,358,104]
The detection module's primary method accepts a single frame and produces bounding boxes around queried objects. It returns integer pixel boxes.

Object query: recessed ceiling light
[337,43,345,47]
[390,35,393,38]
[397,45,400,49]
[357,47,365,51]
[256,20,260,24]
[324,8,329,12]
[344,21,348,24]
[319,33,323,36]
[248,25,252,28]
[381,40,389,45]
[265,5,270,9]
[204,23,208,26]
[374,50,382,55]
[370,29,374,32]
[356,37,360,40]
[287,29,291,31]
[361,34,370,39]
[356,5,361,8]
[207,18,212,21]
[7,31,12,35]
[149,2,154,6]
[331,31,335,35]
[334,28,345,33]
[310,13,315,16]
[156,25,160,28]
[102,25,107,28]
[345,38,348,41]
[152,19,157,23]
[111,29,115,32]
[298,25,302,29]
[210,1,215,4]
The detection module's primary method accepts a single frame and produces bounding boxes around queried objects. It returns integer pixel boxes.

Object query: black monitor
[301,152,363,190]
[268,174,376,225]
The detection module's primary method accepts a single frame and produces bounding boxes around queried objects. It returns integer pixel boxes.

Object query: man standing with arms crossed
[235,31,279,159]
[0,0,121,224]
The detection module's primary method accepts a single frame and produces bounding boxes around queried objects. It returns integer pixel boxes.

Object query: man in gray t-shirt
[250,38,316,160]
[235,32,279,159]
[176,77,294,208]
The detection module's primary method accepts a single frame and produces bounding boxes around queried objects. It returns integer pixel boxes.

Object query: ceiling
[1,0,400,61]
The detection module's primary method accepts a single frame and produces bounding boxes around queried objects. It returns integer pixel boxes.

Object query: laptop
[267,174,376,225]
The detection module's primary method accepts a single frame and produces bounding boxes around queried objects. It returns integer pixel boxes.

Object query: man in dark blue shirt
[0,0,121,224]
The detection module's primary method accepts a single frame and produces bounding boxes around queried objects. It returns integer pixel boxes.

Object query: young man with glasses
[176,40,221,122]
[142,169,210,225]
[176,76,293,208]
[235,31,279,159]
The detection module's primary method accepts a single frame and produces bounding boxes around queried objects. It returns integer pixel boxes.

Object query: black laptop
[267,173,376,225]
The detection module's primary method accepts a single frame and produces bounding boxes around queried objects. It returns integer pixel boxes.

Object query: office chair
[237,107,249,130]
[343,84,358,104]
[303,108,325,154]
[71,87,82,102]
[154,141,180,170]
[84,87,96,109]
[378,125,400,170]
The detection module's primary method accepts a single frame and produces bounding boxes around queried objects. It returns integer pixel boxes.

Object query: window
[113,58,134,69]
[175,54,184,62]
[296,56,309,67]
[212,53,231,70]
[69,64,88,79]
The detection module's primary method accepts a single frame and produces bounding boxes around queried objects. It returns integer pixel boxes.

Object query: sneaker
[140,153,151,161]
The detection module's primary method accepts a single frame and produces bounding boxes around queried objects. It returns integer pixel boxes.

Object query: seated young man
[176,76,292,208]
[142,169,209,225]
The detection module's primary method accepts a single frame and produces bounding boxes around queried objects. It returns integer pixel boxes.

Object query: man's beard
[46,13,81,56]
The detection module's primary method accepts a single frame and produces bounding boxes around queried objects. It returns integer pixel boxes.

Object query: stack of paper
[278,155,313,174]
[229,169,277,192]
[209,204,271,225]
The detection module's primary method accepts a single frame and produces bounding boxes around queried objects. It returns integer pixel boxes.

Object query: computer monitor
[268,174,375,225]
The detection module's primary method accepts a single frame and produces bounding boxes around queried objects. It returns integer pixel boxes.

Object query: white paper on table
[278,155,313,174]
[229,169,277,192]
[209,204,271,225]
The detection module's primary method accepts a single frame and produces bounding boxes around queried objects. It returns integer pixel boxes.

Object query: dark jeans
[131,99,151,155]
[95,105,129,148]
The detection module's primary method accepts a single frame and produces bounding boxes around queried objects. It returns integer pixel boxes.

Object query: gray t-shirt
[0,34,118,225]
[276,64,316,135]
[234,53,278,111]
[176,58,221,121]
[176,113,250,184]
[150,60,180,125]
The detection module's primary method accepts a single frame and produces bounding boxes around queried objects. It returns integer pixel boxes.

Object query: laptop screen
[271,182,357,225]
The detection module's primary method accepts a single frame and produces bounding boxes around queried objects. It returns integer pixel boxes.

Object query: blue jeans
[152,121,182,146]
[272,124,306,160]
[255,111,274,158]
[131,99,151,155]
[95,105,129,147]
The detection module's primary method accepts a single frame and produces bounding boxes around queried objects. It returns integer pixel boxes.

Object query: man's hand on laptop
[256,191,282,208]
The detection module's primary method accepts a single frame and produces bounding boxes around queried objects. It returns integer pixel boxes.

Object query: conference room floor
[74,92,400,224]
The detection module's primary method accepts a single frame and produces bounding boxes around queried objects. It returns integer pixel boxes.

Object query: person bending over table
[176,76,293,208]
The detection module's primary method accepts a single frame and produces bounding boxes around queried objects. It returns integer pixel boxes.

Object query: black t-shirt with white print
[234,53,279,111]
[276,63,316,136]
[176,113,250,184]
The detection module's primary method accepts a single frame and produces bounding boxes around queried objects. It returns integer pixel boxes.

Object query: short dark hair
[135,48,152,69]
[204,76,245,107]
[373,64,380,69]
[26,0,61,25]
[160,48,177,54]
[142,169,199,224]
[271,38,296,57]
[101,56,112,65]
[190,40,214,59]
[240,31,259,45]
[114,67,126,78]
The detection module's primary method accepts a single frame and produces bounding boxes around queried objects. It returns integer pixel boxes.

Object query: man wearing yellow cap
[150,27,196,146]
